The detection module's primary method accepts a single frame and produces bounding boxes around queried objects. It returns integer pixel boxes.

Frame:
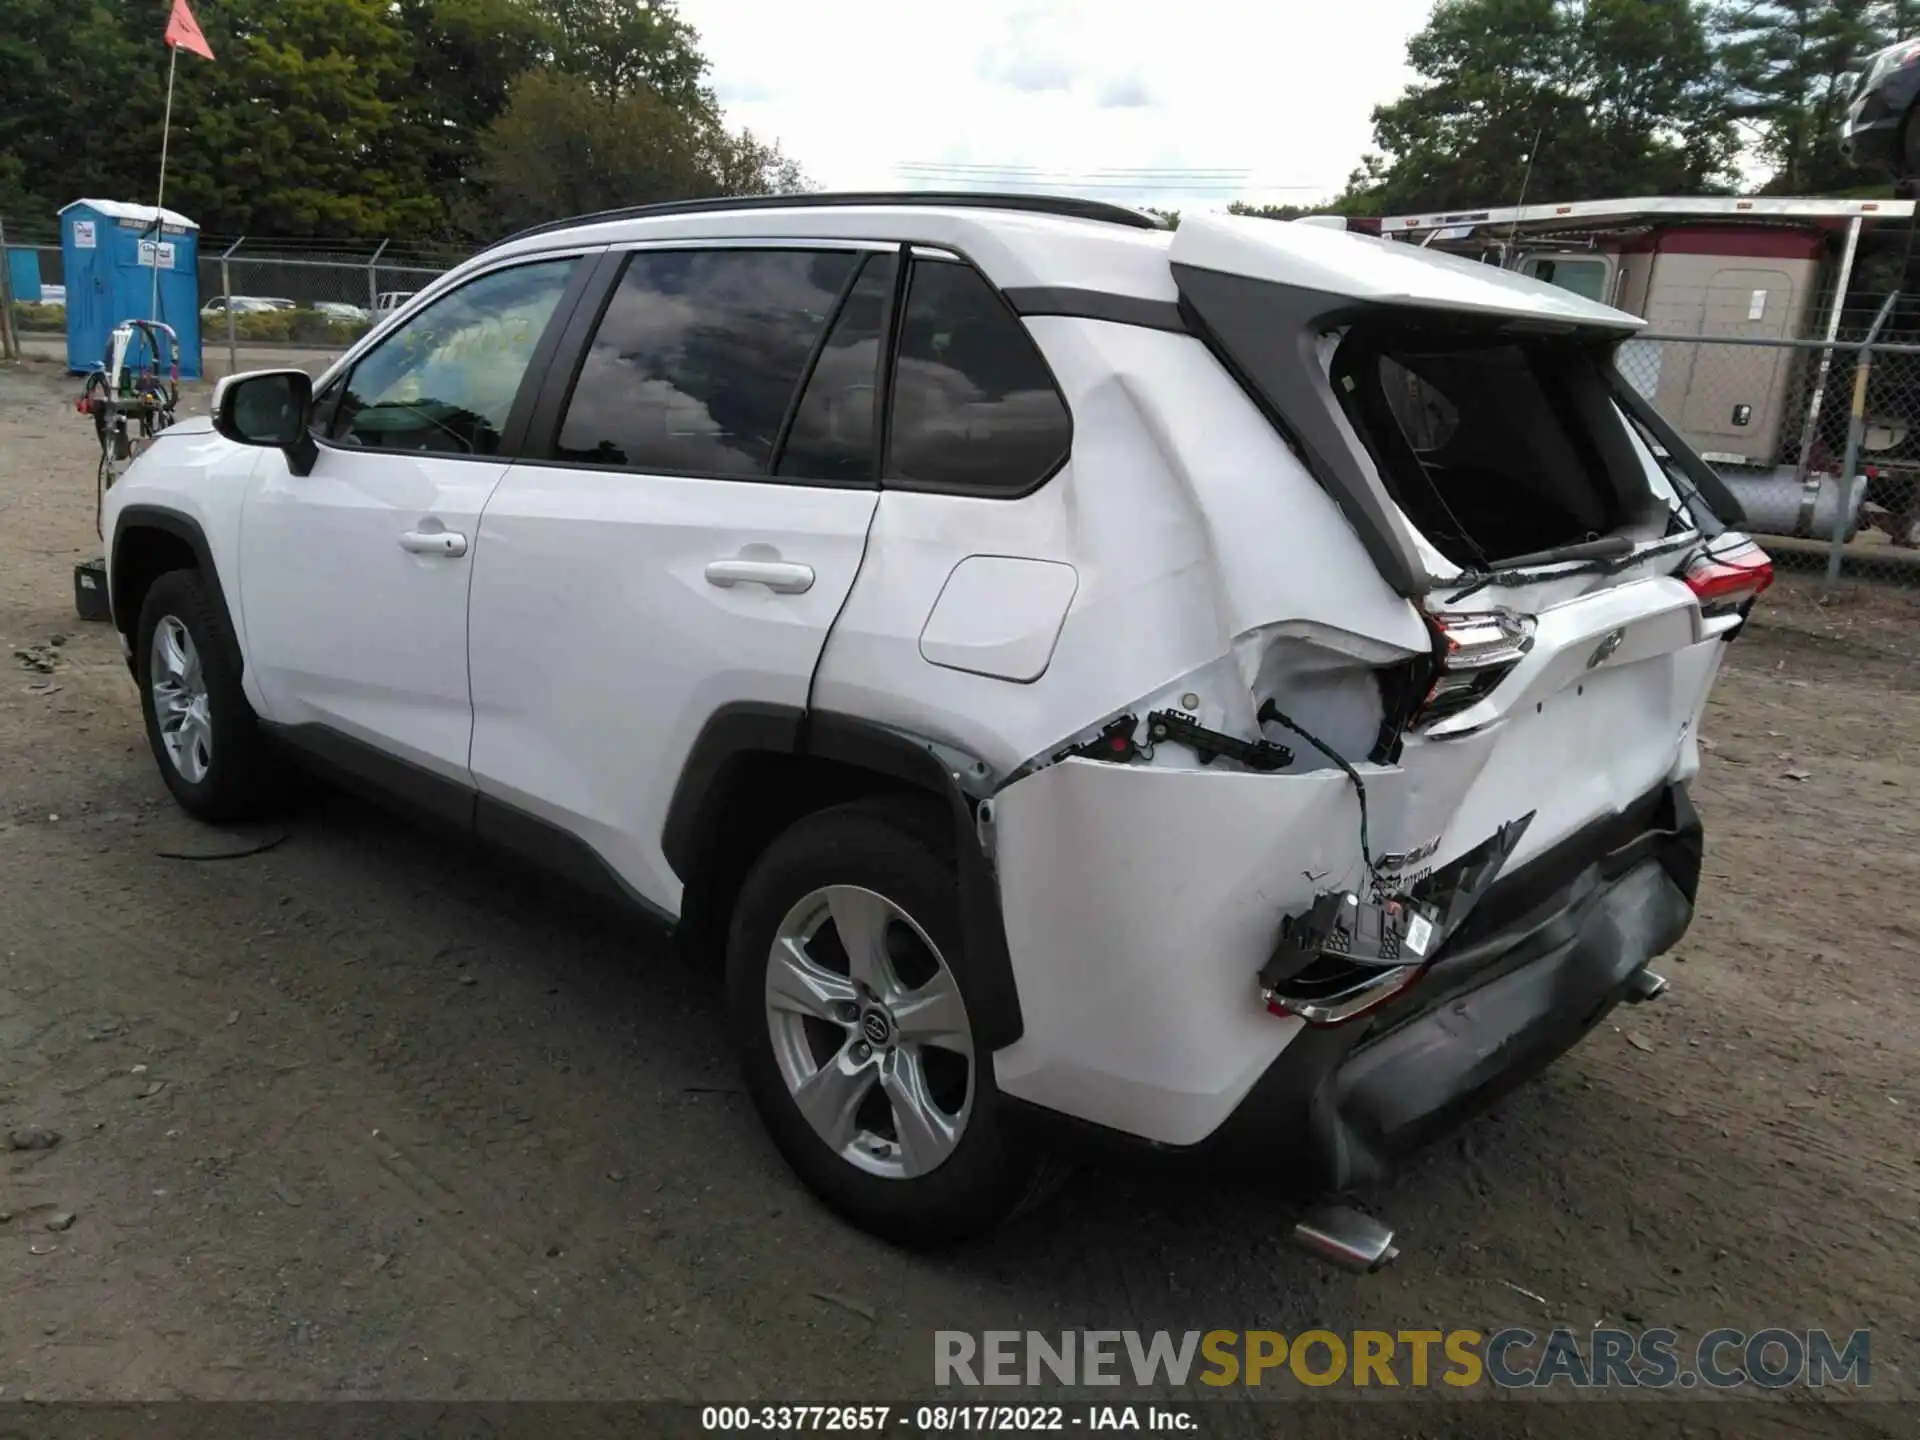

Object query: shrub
[228,309,295,342]
[216,308,369,346]
[14,302,65,331]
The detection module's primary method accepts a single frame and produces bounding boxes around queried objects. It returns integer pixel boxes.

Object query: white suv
[103,194,1771,1249]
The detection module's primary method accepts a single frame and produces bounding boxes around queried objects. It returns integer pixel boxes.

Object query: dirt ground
[1,357,1915,1429]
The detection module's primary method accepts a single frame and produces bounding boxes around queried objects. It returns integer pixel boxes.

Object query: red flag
[164,0,214,61]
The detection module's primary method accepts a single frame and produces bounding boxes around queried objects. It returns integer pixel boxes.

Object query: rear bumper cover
[1011,783,1702,1189]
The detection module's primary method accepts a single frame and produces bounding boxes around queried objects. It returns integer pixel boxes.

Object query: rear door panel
[465,241,891,915]
[466,471,877,911]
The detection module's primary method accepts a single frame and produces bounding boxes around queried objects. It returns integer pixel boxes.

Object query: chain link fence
[1,217,458,375]
[7,220,1920,604]
[202,237,454,374]
[1614,284,1920,591]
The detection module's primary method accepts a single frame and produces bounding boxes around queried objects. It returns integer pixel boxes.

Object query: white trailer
[1373,195,1920,546]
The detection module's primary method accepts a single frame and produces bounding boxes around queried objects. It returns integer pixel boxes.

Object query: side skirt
[261,720,677,939]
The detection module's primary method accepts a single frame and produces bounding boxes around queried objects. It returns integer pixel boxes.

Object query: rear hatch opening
[1329,323,1671,572]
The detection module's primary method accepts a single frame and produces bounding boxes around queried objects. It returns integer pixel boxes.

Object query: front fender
[104,428,263,694]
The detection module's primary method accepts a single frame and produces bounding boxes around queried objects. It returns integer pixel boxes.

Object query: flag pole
[150,41,179,323]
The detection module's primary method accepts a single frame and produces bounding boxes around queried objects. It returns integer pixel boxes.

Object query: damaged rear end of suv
[806,212,1771,1251]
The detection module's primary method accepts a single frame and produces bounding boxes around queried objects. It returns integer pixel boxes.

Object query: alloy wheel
[150,615,213,784]
[765,884,975,1179]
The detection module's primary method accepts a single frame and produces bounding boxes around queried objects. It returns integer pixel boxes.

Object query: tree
[477,69,806,238]
[1337,0,1735,215]
[0,0,432,236]
[1227,202,1319,221]
[0,0,811,242]
[381,0,552,238]
[1714,1,1902,194]
[533,0,712,110]
[0,1,172,227]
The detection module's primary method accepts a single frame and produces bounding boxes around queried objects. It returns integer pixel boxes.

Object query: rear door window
[774,253,895,485]
[885,258,1071,496]
[553,248,859,477]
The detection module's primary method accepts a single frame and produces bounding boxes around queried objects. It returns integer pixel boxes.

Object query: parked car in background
[314,301,371,323]
[101,194,1770,1249]
[374,291,416,314]
[202,295,294,318]
[1842,37,1920,176]
[41,284,66,306]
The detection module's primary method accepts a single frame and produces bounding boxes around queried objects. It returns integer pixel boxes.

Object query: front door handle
[704,559,815,594]
[399,529,468,558]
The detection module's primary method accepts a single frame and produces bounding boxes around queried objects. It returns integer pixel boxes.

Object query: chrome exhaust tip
[1625,969,1670,1004]
[1289,1205,1400,1273]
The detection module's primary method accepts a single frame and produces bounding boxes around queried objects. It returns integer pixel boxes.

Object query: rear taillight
[1684,540,1773,618]
[1413,610,1535,726]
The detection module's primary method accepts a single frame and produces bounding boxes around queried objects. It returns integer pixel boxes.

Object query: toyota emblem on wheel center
[861,1010,892,1045]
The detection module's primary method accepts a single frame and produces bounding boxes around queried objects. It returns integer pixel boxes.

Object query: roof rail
[489,191,1169,249]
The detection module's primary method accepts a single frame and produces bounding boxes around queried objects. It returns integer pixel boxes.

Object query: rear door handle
[399,529,468,558]
[704,559,815,594]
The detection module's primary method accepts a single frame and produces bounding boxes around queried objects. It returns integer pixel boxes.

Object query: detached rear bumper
[1007,784,1703,1189]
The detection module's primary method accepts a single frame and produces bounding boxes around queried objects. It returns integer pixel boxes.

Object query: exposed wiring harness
[1257,699,1376,884]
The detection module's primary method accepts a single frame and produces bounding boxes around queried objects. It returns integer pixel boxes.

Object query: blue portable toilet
[58,199,202,378]
[6,247,41,303]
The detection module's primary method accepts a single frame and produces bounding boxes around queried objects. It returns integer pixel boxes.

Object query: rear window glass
[1334,332,1634,567]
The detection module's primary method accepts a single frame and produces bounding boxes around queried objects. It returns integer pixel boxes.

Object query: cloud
[715,76,778,104]
[978,50,1077,93]
[678,0,1434,211]
[1095,72,1153,108]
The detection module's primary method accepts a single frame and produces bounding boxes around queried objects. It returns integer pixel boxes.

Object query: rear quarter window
[885,258,1071,496]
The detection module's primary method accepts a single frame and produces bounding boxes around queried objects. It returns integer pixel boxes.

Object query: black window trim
[1000,285,1189,335]
[873,243,912,491]
[522,239,899,490]
[765,250,883,480]
[311,249,603,466]
[879,247,1075,501]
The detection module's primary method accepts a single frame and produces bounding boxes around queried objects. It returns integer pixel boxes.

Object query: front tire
[726,796,1046,1245]
[135,568,285,822]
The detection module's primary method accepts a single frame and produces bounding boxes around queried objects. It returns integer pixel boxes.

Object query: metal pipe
[367,238,388,319]
[219,234,244,379]
[1796,214,1862,488]
[1625,969,1670,1004]
[1717,470,1860,540]
[1289,1205,1400,1273]
[1830,288,1901,582]
[0,217,17,361]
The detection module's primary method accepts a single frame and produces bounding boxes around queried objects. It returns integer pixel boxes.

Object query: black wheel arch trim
[663,703,1026,1049]
[110,505,243,676]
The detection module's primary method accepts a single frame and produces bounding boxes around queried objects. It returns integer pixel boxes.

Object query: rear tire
[135,568,286,822]
[726,796,1047,1245]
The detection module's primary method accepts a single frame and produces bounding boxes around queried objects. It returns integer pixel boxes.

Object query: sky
[675,0,1438,214]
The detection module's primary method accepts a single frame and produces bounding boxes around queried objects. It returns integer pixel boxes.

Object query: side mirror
[212,368,317,475]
